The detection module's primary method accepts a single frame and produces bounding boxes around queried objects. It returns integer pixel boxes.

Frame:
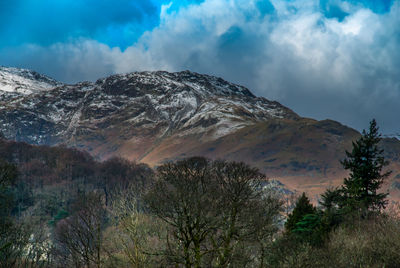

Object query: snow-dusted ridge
[0,68,299,151]
[0,66,63,95]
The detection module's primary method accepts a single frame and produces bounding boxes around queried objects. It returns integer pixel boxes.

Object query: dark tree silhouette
[285,192,315,233]
[0,161,27,267]
[54,192,107,268]
[145,157,282,267]
[340,119,391,214]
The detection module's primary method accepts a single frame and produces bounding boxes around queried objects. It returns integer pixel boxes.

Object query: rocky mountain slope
[0,68,298,157]
[1,67,399,200]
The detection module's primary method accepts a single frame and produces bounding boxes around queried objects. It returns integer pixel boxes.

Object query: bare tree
[22,221,54,268]
[109,184,167,267]
[54,192,107,268]
[145,157,283,267]
[209,160,283,267]
[145,157,219,267]
[98,157,153,206]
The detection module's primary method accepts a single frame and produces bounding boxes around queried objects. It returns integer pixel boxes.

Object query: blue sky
[0,0,399,134]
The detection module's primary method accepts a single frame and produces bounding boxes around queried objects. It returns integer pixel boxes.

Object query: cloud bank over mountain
[0,0,399,133]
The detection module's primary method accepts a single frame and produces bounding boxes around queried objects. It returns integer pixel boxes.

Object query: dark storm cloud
[118,0,400,134]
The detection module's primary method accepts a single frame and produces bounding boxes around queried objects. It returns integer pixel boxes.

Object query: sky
[0,0,399,134]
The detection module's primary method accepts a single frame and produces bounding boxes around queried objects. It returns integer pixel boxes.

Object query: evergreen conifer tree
[293,213,324,245]
[285,192,315,233]
[340,119,391,214]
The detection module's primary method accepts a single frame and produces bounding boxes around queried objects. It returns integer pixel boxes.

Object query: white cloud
[2,0,400,133]
[160,2,173,19]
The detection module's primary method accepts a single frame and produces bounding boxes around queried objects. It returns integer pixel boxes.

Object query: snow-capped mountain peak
[0,66,62,95]
[95,70,255,98]
[0,69,299,159]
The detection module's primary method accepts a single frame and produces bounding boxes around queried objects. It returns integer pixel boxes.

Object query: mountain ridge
[0,66,63,95]
[1,67,399,201]
[0,68,298,148]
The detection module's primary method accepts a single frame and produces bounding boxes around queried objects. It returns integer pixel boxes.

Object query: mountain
[0,69,298,155]
[1,67,399,201]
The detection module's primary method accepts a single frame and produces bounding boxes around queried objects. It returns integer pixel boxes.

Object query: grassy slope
[139,118,400,201]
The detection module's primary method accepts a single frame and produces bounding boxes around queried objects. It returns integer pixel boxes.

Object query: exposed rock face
[0,69,298,159]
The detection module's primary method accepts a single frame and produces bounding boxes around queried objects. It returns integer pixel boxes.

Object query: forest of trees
[1,119,400,267]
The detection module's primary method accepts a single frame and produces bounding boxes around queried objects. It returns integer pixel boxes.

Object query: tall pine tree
[340,119,391,214]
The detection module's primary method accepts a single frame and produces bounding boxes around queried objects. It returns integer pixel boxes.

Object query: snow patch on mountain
[0,69,299,149]
[0,67,62,95]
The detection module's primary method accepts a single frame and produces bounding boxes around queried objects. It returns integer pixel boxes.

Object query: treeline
[1,120,400,267]
[0,138,153,267]
[0,137,152,211]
